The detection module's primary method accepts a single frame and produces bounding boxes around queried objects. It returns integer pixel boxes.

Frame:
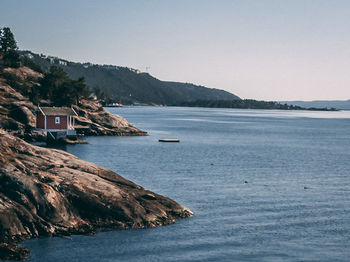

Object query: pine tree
[0,27,20,67]
[0,27,18,53]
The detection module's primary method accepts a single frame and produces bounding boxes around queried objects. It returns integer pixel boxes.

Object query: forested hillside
[20,51,240,105]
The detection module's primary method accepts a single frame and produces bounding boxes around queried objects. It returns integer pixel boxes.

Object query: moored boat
[158,139,180,142]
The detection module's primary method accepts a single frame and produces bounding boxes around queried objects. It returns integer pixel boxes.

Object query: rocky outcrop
[0,66,146,142]
[0,80,45,142]
[0,66,187,261]
[73,99,146,136]
[2,66,43,81]
[0,129,192,260]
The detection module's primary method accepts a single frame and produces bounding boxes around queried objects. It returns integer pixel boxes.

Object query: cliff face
[0,129,192,260]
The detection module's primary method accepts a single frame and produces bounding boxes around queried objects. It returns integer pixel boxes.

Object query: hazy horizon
[2,0,350,101]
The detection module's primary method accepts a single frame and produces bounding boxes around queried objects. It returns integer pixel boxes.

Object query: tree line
[177,99,337,111]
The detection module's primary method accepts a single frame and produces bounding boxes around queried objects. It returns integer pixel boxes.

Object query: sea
[22,107,350,262]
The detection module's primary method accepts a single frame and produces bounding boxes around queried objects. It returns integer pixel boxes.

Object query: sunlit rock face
[72,99,147,136]
[0,129,192,260]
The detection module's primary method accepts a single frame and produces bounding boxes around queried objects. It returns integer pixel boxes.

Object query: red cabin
[36,106,78,137]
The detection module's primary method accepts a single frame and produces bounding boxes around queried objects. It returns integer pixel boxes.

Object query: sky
[2,0,350,101]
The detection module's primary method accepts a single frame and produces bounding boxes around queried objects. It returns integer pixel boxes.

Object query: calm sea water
[23,107,350,262]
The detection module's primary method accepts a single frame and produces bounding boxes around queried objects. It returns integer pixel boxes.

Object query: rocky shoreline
[0,129,193,260]
[72,99,146,137]
[0,80,146,144]
[0,66,192,260]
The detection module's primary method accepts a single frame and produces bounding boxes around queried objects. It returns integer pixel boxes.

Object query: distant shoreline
[108,100,338,111]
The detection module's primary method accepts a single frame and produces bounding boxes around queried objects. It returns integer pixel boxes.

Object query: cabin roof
[39,106,78,116]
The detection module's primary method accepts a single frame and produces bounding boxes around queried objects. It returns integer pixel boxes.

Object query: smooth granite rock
[0,129,192,260]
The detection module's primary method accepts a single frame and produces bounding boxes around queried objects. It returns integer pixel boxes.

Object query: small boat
[158,139,180,143]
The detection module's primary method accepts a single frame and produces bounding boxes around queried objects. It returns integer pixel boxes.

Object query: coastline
[0,129,193,260]
[0,68,190,260]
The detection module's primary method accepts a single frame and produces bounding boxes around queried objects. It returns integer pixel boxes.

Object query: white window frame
[55,116,60,124]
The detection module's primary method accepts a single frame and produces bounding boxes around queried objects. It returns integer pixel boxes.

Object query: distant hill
[281,100,350,110]
[19,51,240,105]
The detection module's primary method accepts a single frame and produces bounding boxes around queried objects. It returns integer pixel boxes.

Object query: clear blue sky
[2,0,350,100]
